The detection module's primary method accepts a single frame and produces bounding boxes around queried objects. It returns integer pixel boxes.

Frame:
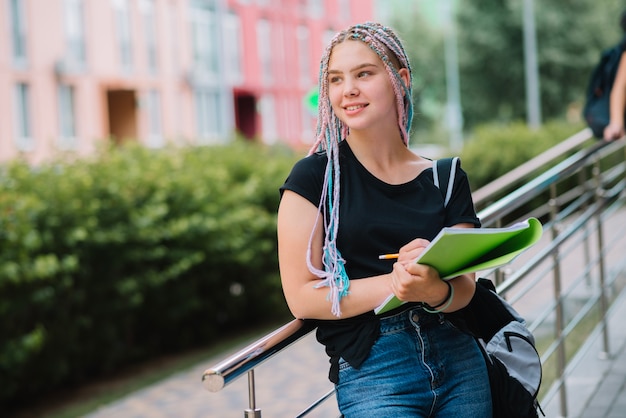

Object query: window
[301,100,314,144]
[63,0,86,69]
[195,89,223,143]
[112,0,133,72]
[323,29,335,54]
[339,0,351,21]
[14,82,33,150]
[145,90,163,147]
[275,22,286,85]
[168,1,179,75]
[190,0,219,76]
[259,94,276,144]
[223,11,243,85]
[9,0,28,66]
[256,19,272,85]
[297,25,310,86]
[307,0,323,18]
[58,84,77,149]
[140,0,158,74]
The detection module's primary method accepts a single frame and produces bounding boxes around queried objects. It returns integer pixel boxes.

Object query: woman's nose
[344,82,358,97]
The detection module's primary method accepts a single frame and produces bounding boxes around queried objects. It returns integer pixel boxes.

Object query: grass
[11,320,290,418]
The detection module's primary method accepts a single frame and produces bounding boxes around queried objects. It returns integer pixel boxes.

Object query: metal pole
[549,188,567,417]
[578,170,593,287]
[523,0,541,128]
[244,370,262,418]
[593,161,611,359]
[443,0,463,150]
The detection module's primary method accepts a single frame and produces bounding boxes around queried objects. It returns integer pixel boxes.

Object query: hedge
[0,140,298,409]
[459,120,587,190]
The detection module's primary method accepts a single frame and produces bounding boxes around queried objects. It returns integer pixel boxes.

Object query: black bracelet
[428,280,453,310]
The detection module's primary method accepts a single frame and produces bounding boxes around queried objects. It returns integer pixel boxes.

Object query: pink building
[0,0,375,163]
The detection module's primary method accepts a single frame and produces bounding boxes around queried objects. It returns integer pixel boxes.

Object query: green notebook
[375,217,543,314]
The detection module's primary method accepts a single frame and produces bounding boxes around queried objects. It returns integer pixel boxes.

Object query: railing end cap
[202,370,225,392]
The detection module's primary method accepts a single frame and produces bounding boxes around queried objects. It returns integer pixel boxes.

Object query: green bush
[460,120,587,190]
[0,141,298,409]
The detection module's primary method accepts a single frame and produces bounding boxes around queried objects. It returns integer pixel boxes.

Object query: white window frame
[195,88,223,144]
[339,0,351,21]
[58,83,77,149]
[63,0,86,69]
[9,0,28,67]
[301,100,314,144]
[307,0,323,19]
[14,82,33,151]
[259,94,277,144]
[190,0,219,77]
[112,0,133,72]
[223,11,243,85]
[140,0,158,74]
[256,19,272,86]
[297,25,310,87]
[145,89,164,148]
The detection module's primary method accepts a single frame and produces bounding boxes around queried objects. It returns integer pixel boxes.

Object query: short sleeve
[279,152,327,207]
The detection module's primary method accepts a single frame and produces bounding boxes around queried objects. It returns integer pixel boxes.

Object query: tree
[389,10,446,139]
[456,0,625,129]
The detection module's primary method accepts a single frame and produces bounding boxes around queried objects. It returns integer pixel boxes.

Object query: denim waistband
[379,306,445,334]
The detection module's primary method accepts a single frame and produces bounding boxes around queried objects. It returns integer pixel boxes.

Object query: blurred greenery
[459,120,587,190]
[0,140,298,412]
[388,0,624,143]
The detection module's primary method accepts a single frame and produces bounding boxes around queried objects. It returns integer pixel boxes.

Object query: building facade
[0,0,374,163]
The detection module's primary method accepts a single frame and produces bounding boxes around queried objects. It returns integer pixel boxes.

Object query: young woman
[278,22,492,417]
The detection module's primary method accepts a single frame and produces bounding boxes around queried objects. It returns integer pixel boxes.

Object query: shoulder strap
[433,157,459,208]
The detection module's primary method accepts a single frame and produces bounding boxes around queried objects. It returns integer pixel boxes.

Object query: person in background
[604,10,626,141]
[277,22,491,417]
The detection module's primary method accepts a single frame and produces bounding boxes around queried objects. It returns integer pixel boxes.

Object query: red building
[0,0,375,163]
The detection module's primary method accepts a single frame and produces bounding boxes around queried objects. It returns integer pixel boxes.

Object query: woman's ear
[398,68,410,94]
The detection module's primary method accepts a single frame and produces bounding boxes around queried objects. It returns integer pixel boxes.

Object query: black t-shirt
[279,140,480,382]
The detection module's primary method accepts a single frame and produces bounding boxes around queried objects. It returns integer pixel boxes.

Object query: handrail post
[244,369,262,417]
[593,160,611,359]
[578,170,593,287]
[549,188,568,417]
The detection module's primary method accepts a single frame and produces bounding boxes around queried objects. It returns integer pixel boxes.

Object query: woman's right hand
[395,237,430,266]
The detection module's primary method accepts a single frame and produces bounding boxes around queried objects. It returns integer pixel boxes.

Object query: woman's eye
[358,71,371,78]
[329,76,342,83]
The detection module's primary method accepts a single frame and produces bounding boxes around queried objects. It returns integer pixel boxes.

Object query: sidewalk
[84,332,339,418]
[541,287,626,418]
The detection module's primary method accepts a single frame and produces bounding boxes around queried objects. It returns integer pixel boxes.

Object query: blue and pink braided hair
[306,22,414,317]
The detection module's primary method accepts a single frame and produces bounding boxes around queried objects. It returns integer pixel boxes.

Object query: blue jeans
[335,307,492,417]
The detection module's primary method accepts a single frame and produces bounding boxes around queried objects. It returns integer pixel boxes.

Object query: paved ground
[85,332,338,418]
[541,288,626,418]
[84,209,626,418]
[83,296,626,418]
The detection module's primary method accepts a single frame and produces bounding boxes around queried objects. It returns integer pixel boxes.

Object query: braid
[306,22,413,317]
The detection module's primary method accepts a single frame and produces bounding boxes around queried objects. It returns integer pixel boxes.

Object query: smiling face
[327,40,409,138]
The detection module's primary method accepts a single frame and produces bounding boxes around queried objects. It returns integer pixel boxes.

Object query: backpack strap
[433,157,459,208]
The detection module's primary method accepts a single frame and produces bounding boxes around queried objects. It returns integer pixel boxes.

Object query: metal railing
[203,128,626,417]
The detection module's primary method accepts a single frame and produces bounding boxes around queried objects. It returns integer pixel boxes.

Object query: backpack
[434,158,544,418]
[583,42,625,138]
